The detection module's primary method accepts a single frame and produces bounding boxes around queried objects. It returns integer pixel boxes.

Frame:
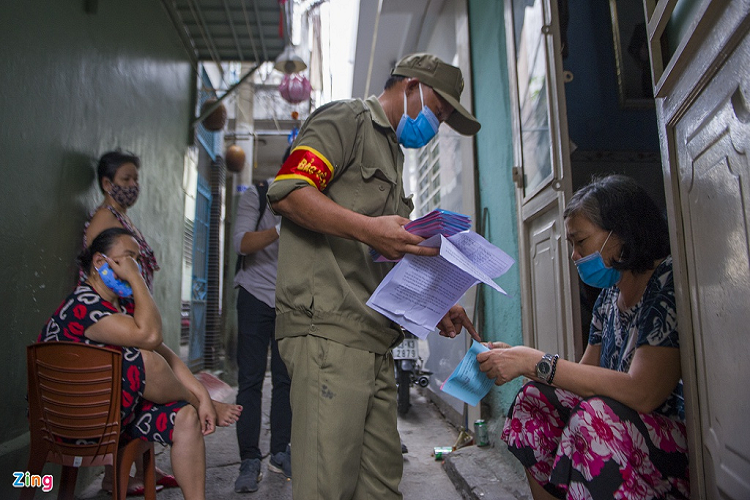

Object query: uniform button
[310,324,317,332]
[379,185,385,191]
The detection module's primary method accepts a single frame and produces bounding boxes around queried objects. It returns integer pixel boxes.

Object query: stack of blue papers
[370,209,472,262]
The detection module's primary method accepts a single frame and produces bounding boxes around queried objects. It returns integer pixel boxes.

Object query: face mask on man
[574,230,622,288]
[110,183,140,208]
[396,83,440,149]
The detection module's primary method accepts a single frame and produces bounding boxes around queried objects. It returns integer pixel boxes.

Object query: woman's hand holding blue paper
[477,345,540,386]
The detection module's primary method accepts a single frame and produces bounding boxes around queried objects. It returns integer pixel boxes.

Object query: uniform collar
[364,95,393,131]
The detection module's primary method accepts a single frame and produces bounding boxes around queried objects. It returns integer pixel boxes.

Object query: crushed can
[474,419,489,447]
[433,446,453,460]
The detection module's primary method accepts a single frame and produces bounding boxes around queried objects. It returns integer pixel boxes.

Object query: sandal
[127,484,164,496]
[156,474,179,488]
[102,484,164,496]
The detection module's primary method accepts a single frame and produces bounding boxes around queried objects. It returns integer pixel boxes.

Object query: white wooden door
[505,0,580,359]
[648,1,750,497]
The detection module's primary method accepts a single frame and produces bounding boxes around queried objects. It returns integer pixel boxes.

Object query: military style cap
[392,53,480,136]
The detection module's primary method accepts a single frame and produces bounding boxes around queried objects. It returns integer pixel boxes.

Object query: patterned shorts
[120,347,189,446]
[502,382,689,499]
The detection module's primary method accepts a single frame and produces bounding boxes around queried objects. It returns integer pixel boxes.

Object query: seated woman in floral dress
[83,150,241,493]
[477,175,689,499]
[39,227,214,500]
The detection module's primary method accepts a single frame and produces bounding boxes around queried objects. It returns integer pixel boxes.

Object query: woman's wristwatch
[535,353,560,385]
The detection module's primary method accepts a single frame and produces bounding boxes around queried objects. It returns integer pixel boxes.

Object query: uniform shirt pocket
[350,164,396,216]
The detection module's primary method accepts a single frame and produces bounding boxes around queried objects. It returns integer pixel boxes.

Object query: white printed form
[445,231,515,278]
[367,232,515,338]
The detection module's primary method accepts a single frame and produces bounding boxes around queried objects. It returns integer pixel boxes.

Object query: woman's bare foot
[213,400,242,426]
[154,467,170,482]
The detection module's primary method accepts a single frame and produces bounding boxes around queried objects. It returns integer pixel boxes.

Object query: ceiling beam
[241,1,261,63]
[163,0,285,65]
[221,0,245,61]
[252,0,270,62]
[187,0,223,71]
[159,0,199,64]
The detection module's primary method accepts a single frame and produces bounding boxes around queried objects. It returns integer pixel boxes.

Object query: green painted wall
[0,0,193,490]
[468,0,525,438]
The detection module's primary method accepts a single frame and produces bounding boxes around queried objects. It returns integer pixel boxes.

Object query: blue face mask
[574,231,622,288]
[95,259,141,298]
[396,84,440,149]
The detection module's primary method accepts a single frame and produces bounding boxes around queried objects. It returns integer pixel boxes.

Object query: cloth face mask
[96,260,142,298]
[574,230,622,288]
[110,183,140,208]
[396,83,440,149]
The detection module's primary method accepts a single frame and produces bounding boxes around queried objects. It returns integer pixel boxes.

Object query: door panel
[674,37,750,499]
[506,0,579,358]
[528,207,566,355]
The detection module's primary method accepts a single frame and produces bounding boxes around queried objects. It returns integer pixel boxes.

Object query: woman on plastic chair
[83,149,241,494]
[39,227,213,500]
[84,150,241,494]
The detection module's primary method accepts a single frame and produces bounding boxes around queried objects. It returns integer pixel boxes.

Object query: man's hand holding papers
[366,230,515,339]
[370,209,471,262]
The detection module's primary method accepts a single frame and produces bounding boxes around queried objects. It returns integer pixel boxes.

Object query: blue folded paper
[440,340,495,406]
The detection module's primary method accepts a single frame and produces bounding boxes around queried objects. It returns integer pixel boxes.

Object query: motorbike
[393,332,432,415]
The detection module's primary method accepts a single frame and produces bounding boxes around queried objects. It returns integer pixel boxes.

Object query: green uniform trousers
[278,334,403,500]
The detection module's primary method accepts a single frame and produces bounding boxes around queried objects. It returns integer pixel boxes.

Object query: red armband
[275,146,334,191]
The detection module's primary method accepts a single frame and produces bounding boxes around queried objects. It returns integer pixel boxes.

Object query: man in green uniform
[267,53,481,499]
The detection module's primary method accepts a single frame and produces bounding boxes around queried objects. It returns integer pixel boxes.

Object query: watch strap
[547,354,560,385]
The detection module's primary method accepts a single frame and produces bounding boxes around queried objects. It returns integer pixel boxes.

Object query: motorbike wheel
[397,365,411,415]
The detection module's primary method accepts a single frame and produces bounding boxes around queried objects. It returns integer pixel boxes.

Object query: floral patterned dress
[38,284,187,445]
[501,256,689,499]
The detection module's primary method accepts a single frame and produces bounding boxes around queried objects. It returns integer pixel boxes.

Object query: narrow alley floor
[39,372,531,500]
